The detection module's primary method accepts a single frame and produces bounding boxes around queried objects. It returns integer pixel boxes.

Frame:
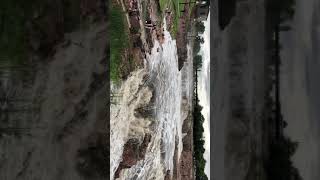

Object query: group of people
[145,20,156,30]
[145,19,166,44]
[128,0,139,19]
[128,1,169,46]
[128,0,138,11]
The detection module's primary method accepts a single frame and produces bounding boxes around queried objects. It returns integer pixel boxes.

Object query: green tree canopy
[269,0,296,24]
[195,21,205,34]
[194,55,203,71]
[193,98,208,180]
[266,136,302,180]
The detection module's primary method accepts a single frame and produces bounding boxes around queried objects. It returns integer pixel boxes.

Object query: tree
[195,21,205,34]
[193,97,208,180]
[193,41,201,54]
[266,136,302,180]
[266,1,300,179]
[269,0,296,25]
[195,35,204,44]
[194,55,203,70]
[279,0,295,22]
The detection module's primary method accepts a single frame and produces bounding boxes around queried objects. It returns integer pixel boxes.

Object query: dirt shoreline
[116,0,171,80]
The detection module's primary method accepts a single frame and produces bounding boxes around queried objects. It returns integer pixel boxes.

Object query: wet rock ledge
[114,134,152,178]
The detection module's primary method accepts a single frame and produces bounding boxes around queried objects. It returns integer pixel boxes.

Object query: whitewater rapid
[110,21,192,180]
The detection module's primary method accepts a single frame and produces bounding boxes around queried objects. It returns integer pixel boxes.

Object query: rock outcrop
[114,134,152,178]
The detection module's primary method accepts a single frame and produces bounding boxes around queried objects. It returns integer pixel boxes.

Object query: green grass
[172,0,186,37]
[110,4,129,83]
[159,0,188,37]
[189,1,195,16]
[159,0,170,11]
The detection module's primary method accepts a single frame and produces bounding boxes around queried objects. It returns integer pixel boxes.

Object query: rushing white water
[110,69,154,180]
[110,20,191,180]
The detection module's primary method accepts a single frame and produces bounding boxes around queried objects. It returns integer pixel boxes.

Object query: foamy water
[110,21,192,180]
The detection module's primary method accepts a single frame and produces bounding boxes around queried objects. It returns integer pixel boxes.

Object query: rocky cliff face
[114,134,151,178]
[0,1,109,179]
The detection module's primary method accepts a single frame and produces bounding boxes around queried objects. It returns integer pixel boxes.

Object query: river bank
[112,0,195,81]
[111,0,168,81]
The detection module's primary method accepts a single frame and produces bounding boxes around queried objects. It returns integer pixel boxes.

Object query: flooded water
[110,21,193,180]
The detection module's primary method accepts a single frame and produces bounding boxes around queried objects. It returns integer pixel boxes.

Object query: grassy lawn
[159,0,189,37]
[189,1,195,16]
[110,3,129,83]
